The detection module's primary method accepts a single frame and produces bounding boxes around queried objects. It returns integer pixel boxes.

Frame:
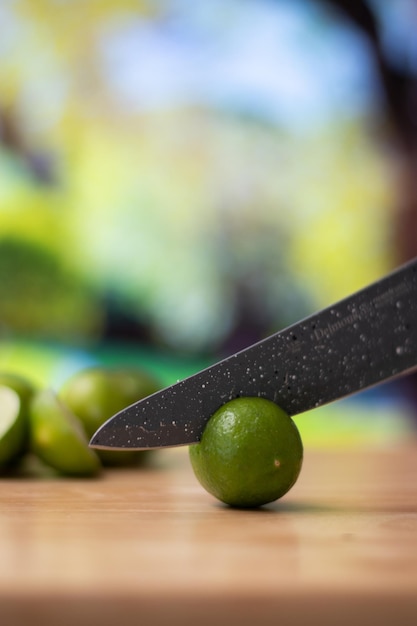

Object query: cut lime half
[0,385,27,467]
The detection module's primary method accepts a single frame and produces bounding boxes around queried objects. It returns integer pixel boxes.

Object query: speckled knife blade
[90,258,417,450]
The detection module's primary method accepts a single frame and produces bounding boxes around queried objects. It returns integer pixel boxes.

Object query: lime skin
[29,389,101,477]
[0,372,36,407]
[0,386,27,468]
[0,373,37,466]
[59,366,161,437]
[189,397,303,508]
[59,366,161,466]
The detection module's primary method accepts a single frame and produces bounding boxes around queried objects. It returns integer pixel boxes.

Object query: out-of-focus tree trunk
[0,104,54,184]
[322,0,417,415]
[321,0,417,264]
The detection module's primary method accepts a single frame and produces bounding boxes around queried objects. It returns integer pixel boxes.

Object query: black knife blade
[90,258,417,450]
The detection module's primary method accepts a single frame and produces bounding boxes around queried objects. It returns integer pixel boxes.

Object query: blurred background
[1,0,417,446]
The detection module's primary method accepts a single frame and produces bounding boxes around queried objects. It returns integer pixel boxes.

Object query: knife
[90,257,417,451]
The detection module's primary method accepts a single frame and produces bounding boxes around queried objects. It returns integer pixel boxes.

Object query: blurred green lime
[59,366,161,465]
[0,372,36,407]
[0,386,27,468]
[189,397,303,508]
[29,388,101,476]
[0,373,36,467]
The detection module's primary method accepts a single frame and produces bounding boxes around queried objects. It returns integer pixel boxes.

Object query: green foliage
[0,236,103,341]
[0,2,394,353]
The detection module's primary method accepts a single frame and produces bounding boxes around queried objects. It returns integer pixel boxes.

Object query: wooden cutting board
[1,442,417,626]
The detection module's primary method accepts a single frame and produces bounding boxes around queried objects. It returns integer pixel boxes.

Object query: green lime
[189,397,303,508]
[0,373,36,464]
[29,388,101,476]
[59,366,160,465]
[0,386,27,468]
[0,372,36,407]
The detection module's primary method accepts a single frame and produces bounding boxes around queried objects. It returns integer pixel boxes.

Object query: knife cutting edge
[90,257,417,451]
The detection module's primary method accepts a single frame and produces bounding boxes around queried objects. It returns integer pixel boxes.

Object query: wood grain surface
[1,441,417,626]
